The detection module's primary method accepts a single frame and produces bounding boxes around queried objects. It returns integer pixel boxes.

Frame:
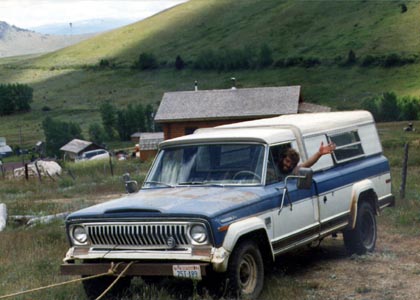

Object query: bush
[302,57,321,68]
[175,55,185,70]
[345,49,357,65]
[133,52,158,70]
[99,59,110,68]
[361,55,379,67]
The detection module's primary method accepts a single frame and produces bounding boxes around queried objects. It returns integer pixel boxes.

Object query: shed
[138,132,164,161]
[60,139,103,161]
[154,85,330,140]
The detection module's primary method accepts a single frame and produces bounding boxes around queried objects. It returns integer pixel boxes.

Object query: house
[154,85,330,140]
[60,139,103,161]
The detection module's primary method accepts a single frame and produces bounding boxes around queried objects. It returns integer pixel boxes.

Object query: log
[27,212,69,227]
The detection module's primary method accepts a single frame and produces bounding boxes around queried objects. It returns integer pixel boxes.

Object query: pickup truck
[61,110,394,299]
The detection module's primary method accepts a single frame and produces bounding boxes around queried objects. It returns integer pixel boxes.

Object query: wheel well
[358,189,379,215]
[235,229,273,268]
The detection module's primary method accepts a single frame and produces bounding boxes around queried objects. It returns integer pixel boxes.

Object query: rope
[95,261,136,300]
[0,261,134,300]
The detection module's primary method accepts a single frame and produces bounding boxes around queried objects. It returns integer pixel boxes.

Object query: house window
[328,130,364,163]
[185,127,197,135]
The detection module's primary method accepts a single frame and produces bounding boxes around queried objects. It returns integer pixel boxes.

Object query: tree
[11,84,33,112]
[88,123,107,145]
[346,49,357,65]
[175,55,185,70]
[42,117,83,157]
[379,92,399,122]
[99,101,117,139]
[134,52,158,70]
[258,44,273,68]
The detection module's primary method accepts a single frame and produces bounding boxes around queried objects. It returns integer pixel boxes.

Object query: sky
[0,0,186,29]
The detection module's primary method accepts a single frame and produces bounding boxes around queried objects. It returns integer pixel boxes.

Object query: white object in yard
[0,203,7,232]
[13,161,62,178]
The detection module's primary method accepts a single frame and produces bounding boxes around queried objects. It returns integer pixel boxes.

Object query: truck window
[328,130,364,163]
[266,143,292,184]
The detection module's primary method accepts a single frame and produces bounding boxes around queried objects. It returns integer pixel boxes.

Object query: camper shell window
[328,130,364,163]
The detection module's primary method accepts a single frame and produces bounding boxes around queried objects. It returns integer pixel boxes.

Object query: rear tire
[227,240,264,299]
[82,275,132,300]
[343,201,377,255]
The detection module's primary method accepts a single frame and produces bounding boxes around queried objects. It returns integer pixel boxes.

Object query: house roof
[154,86,303,122]
[59,139,94,154]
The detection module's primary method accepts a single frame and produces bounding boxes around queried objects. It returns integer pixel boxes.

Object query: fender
[349,179,378,228]
[211,217,273,272]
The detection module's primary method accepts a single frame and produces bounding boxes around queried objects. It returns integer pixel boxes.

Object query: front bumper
[61,246,231,276]
[61,261,210,276]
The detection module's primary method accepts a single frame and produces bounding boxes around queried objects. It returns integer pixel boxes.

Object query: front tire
[343,201,377,255]
[227,240,264,299]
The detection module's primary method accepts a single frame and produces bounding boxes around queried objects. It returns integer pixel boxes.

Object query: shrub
[346,49,357,65]
[258,44,273,68]
[302,57,321,68]
[133,52,158,70]
[99,59,110,68]
[361,55,379,67]
[284,56,303,67]
[175,55,185,70]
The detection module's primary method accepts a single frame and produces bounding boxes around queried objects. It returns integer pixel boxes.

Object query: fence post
[399,142,409,199]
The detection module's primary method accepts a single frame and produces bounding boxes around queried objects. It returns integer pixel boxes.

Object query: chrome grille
[85,223,190,248]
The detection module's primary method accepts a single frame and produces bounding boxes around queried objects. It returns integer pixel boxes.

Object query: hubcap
[239,253,258,294]
[361,210,375,247]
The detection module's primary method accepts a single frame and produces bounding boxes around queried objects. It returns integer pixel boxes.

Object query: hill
[0,0,419,147]
[0,21,92,58]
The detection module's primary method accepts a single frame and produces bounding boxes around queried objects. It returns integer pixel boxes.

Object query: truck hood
[67,186,264,220]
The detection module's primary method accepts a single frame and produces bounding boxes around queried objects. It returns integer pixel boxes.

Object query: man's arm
[300,141,336,168]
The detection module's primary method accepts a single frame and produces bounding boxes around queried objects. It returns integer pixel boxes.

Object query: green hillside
[1,0,420,146]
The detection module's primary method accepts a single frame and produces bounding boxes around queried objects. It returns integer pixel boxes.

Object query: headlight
[190,224,208,243]
[72,225,88,245]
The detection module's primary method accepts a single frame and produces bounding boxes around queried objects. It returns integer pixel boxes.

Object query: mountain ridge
[0,21,92,58]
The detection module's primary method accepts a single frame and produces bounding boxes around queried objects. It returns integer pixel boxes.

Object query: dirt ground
[269,220,420,300]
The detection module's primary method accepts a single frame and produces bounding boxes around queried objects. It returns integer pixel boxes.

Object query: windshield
[144,143,265,187]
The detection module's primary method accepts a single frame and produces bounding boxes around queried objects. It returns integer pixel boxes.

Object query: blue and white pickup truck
[61,110,394,299]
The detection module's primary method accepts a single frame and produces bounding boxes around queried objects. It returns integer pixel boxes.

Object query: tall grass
[1,122,420,299]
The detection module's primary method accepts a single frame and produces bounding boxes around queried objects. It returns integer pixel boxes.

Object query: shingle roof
[155,86,302,122]
[59,139,92,154]
[139,132,164,151]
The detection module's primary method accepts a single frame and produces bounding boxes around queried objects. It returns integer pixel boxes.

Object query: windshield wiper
[143,181,175,188]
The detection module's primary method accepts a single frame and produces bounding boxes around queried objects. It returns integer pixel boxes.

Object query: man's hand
[319,141,336,155]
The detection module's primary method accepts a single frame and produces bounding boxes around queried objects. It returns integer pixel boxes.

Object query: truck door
[267,143,320,255]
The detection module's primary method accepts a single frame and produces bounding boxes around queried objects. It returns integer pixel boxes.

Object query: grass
[1,1,420,146]
[1,121,420,299]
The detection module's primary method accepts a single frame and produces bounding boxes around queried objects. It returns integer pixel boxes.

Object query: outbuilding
[60,139,103,161]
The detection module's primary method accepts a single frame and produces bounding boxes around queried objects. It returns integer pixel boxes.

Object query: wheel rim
[361,210,375,248]
[238,253,258,294]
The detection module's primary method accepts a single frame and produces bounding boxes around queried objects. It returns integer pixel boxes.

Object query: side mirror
[297,167,313,189]
[122,173,138,194]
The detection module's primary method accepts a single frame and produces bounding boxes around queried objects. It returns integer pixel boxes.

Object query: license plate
[173,265,202,280]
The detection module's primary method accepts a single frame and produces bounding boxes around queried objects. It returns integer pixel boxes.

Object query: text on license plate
[173,265,202,280]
